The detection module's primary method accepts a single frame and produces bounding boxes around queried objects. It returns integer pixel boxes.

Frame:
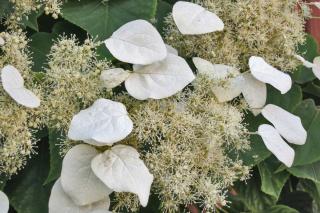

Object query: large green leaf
[4,139,52,213]
[29,32,57,71]
[155,0,172,36]
[293,34,319,84]
[287,161,320,183]
[293,99,320,166]
[44,129,63,185]
[258,157,290,199]
[233,171,277,212]
[266,205,299,213]
[21,9,44,31]
[299,179,320,210]
[61,0,157,40]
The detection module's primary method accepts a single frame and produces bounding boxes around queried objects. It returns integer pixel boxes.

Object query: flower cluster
[165,0,306,72]
[5,0,62,29]
[0,31,40,175]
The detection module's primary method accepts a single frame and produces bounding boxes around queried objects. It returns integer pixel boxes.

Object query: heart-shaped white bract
[125,53,195,100]
[91,144,154,207]
[261,104,307,145]
[100,68,131,89]
[172,1,224,35]
[258,124,295,167]
[1,65,40,108]
[0,191,9,213]
[60,144,112,206]
[49,179,111,213]
[312,56,320,80]
[67,98,133,146]
[249,56,292,94]
[193,57,244,102]
[104,20,167,65]
[241,72,267,113]
[166,44,178,55]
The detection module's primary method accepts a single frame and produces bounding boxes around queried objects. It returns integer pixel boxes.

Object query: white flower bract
[1,65,40,108]
[258,124,295,167]
[0,191,9,213]
[100,68,131,89]
[125,53,195,100]
[91,144,154,207]
[249,56,292,94]
[49,179,111,213]
[172,1,224,35]
[67,98,133,146]
[104,20,167,65]
[60,144,112,206]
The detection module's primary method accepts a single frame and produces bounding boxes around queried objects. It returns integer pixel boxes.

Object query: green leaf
[303,82,320,98]
[266,84,303,112]
[293,99,320,166]
[266,205,299,213]
[234,171,276,212]
[258,157,290,199]
[21,9,44,31]
[0,1,12,18]
[299,179,320,209]
[29,32,57,71]
[293,34,319,84]
[4,139,52,213]
[44,129,63,185]
[287,161,320,183]
[155,0,172,36]
[61,0,158,40]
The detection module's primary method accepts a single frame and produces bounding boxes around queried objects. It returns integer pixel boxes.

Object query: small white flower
[1,65,40,108]
[172,1,224,35]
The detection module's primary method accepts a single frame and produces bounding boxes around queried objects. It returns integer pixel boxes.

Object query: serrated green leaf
[21,9,43,31]
[29,32,57,71]
[44,129,63,185]
[258,157,290,199]
[61,0,158,41]
[293,34,319,84]
[4,139,52,213]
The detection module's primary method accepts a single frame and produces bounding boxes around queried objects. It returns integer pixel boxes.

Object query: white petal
[249,56,292,94]
[100,68,131,89]
[294,55,315,68]
[193,57,237,79]
[166,44,178,55]
[49,179,111,213]
[313,2,320,9]
[0,191,9,213]
[91,145,154,207]
[312,56,320,80]
[258,124,295,167]
[1,65,40,108]
[60,144,112,206]
[67,99,133,146]
[213,76,243,102]
[0,37,5,46]
[241,72,267,111]
[261,104,307,145]
[125,53,195,100]
[172,1,224,35]
[104,20,167,65]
